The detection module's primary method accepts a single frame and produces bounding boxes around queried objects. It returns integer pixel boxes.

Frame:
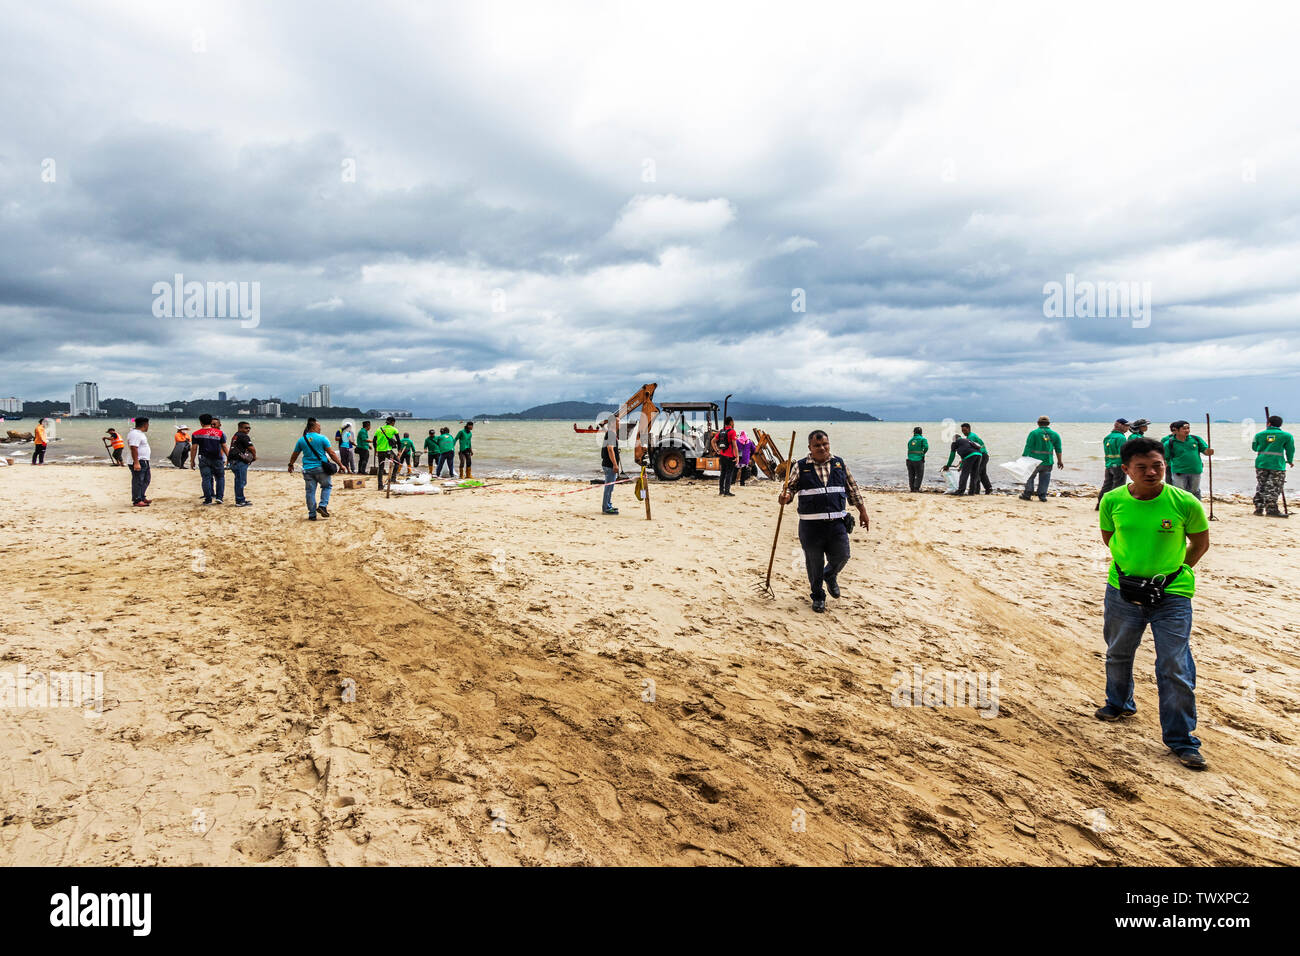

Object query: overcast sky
[2,0,1298,420]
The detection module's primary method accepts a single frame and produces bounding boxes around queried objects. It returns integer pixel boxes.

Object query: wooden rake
[755,431,798,598]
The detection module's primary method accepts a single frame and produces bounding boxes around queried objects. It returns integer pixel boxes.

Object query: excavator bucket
[751,427,790,481]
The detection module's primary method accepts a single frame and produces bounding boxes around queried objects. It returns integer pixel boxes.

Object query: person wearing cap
[1125,419,1152,442]
[1019,415,1063,501]
[1162,421,1213,499]
[942,432,983,495]
[435,426,456,477]
[1251,414,1294,517]
[168,426,191,469]
[1096,419,1130,510]
[105,428,126,466]
[906,427,928,492]
[455,421,474,478]
[423,429,440,475]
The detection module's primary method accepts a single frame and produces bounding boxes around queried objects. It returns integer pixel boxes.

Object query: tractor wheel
[654,448,686,481]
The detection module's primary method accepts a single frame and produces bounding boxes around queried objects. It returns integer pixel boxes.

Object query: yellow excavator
[577,384,789,481]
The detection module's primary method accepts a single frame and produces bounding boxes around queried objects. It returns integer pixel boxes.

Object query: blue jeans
[798,520,850,601]
[1023,462,1052,498]
[303,467,332,516]
[602,466,617,511]
[229,460,249,503]
[199,455,226,501]
[437,451,454,476]
[1102,585,1199,753]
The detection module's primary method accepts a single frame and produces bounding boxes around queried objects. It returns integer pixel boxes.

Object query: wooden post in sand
[1205,413,1216,520]
[642,464,652,520]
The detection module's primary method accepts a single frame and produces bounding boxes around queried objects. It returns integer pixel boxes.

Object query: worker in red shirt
[715,416,739,496]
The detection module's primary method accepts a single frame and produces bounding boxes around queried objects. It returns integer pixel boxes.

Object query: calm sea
[4,416,1264,494]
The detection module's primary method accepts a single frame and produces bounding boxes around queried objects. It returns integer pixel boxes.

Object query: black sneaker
[1175,750,1207,771]
[825,578,840,599]
[317,505,329,517]
[308,514,317,521]
[1266,510,1289,518]
[1094,704,1136,721]
[1254,507,1264,516]
[1018,494,1032,501]
[812,599,826,613]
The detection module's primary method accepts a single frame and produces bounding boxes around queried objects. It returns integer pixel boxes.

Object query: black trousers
[798,520,850,602]
[375,450,393,489]
[356,447,370,476]
[131,460,151,502]
[31,443,47,464]
[957,454,982,494]
[906,459,925,491]
[719,456,737,494]
[976,454,992,492]
[1099,464,1125,495]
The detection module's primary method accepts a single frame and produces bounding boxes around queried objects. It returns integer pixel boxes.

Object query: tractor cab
[648,402,724,480]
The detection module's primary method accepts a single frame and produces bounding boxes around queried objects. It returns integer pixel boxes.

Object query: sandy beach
[1,463,1297,866]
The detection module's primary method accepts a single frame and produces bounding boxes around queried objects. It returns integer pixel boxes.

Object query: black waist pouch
[1115,565,1182,607]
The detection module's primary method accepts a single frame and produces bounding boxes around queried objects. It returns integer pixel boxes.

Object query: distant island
[472,400,879,422]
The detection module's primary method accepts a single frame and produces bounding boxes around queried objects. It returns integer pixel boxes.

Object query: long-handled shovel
[756,431,798,598]
[1266,405,1289,516]
[1205,413,1217,520]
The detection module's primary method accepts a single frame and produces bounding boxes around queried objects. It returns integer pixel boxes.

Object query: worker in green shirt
[1252,414,1295,517]
[1096,418,1130,510]
[960,423,992,494]
[1019,415,1064,501]
[1096,434,1211,771]
[435,427,456,477]
[1160,420,1213,500]
[455,421,474,478]
[373,416,401,490]
[355,420,372,476]
[398,432,417,473]
[905,427,928,492]
[1125,419,1152,442]
[423,430,440,475]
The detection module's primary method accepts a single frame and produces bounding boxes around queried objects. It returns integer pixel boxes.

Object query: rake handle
[763,431,798,591]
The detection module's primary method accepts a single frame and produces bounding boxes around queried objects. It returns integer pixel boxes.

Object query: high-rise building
[71,381,100,416]
[0,397,21,413]
[319,385,330,407]
[218,391,227,402]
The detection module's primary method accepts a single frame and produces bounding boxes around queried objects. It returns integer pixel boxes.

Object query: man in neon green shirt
[1019,415,1063,501]
[373,417,401,489]
[1252,414,1295,517]
[961,423,992,494]
[1161,420,1212,500]
[905,427,928,492]
[455,422,474,478]
[1096,418,1129,511]
[1096,434,1210,771]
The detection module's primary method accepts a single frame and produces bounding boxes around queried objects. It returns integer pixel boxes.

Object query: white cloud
[608,195,736,249]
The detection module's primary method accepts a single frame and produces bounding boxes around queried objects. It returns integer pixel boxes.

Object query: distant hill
[474,400,878,422]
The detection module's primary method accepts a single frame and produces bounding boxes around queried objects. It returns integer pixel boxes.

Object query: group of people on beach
[113,413,478,519]
[777,412,1293,772]
[900,414,1294,515]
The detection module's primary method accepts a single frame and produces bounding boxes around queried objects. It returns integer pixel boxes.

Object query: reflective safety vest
[792,456,849,521]
[110,435,125,449]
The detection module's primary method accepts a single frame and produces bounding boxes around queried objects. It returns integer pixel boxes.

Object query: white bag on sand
[944,468,960,492]
[1000,456,1041,483]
